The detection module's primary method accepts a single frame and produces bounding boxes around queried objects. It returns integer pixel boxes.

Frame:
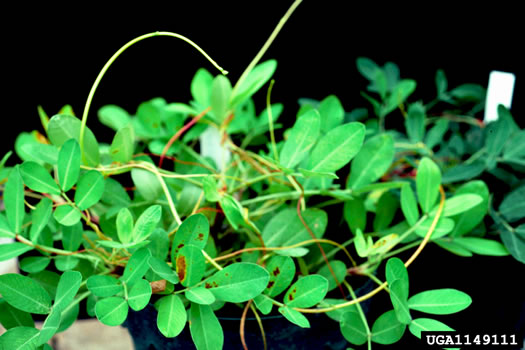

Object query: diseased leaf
[171,213,210,258]
[57,138,81,191]
[284,275,328,308]
[176,245,206,287]
[74,170,105,210]
[19,161,61,195]
[110,124,134,163]
[204,263,269,303]
[264,255,296,297]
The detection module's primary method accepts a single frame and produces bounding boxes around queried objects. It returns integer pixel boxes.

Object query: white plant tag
[199,126,231,171]
[484,70,516,123]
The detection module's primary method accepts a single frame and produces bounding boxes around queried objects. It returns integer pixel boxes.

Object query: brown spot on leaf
[273,267,280,276]
[288,293,294,301]
[176,256,186,282]
[224,273,229,277]
[177,243,185,249]
[150,280,167,293]
[267,281,275,289]
[197,233,204,241]
[213,281,218,287]
[205,282,212,289]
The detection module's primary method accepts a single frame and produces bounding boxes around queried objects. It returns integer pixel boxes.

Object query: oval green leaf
[19,256,51,274]
[389,279,411,325]
[340,311,368,345]
[230,60,277,108]
[87,275,123,298]
[204,263,269,303]
[74,170,105,210]
[385,257,408,288]
[189,303,224,350]
[416,157,441,213]
[414,216,455,240]
[127,279,152,311]
[317,260,347,292]
[408,318,454,339]
[57,138,81,191]
[38,309,61,345]
[443,194,482,217]
[54,271,82,313]
[0,326,40,350]
[400,184,419,226]
[110,124,135,163]
[148,256,179,284]
[157,294,186,338]
[53,205,81,227]
[29,197,53,243]
[0,300,34,330]
[408,288,472,315]
[121,248,152,286]
[116,208,134,244]
[95,297,128,326]
[19,161,61,195]
[0,273,51,314]
[186,287,216,305]
[132,205,162,243]
[4,167,25,233]
[279,109,321,169]
[371,310,406,345]
[0,243,33,262]
[171,213,210,257]
[453,237,509,256]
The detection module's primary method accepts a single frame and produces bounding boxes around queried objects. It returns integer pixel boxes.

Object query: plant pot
[124,279,375,350]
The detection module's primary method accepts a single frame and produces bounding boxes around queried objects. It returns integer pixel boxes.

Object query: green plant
[0,2,515,349]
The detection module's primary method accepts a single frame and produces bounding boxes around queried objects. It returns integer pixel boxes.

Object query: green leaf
[264,255,296,297]
[385,258,408,288]
[343,198,367,235]
[0,326,40,350]
[191,68,213,107]
[171,213,210,259]
[434,239,473,257]
[373,191,399,231]
[202,175,220,202]
[400,184,419,226]
[74,170,105,210]
[442,160,486,184]
[98,105,131,131]
[356,57,380,81]
[57,138,81,191]
[348,134,395,190]
[210,75,232,122]
[0,300,34,330]
[414,216,455,239]
[53,205,81,226]
[28,270,60,302]
[435,69,448,97]
[204,262,269,303]
[278,306,310,328]
[87,275,123,298]
[298,168,338,179]
[340,311,367,345]
[127,279,152,311]
[19,161,61,195]
[219,194,244,230]
[0,243,33,262]
[319,95,344,133]
[354,228,370,258]
[408,289,472,315]
[425,119,449,150]
[157,294,186,338]
[95,297,128,326]
[47,114,100,166]
[486,118,512,160]
[30,198,53,243]
[186,287,216,305]
[274,247,309,257]
[371,310,406,345]
[148,256,179,284]
[317,260,347,292]
[416,157,441,213]
[0,273,51,314]
[453,237,509,256]
[262,208,327,247]
[110,124,135,163]
[499,185,525,222]
[450,181,489,236]
[389,279,411,324]
[19,256,51,274]
[131,166,162,202]
[384,80,416,116]
[101,177,131,208]
[284,275,328,308]
[121,248,152,286]
[56,301,79,333]
[176,245,206,287]
[500,224,525,263]
[38,308,61,345]
[0,214,16,238]
[443,193,483,217]
[450,84,485,101]
[408,318,454,339]
[230,60,277,108]
[253,294,273,315]
[132,205,161,242]
[405,102,425,142]
[189,303,224,350]
[307,122,365,173]
[279,109,321,169]
[54,256,79,272]
[136,100,162,137]
[20,143,59,166]
[54,271,82,313]
[115,208,133,244]
[503,130,525,160]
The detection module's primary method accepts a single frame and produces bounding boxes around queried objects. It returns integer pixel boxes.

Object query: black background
[2,2,525,349]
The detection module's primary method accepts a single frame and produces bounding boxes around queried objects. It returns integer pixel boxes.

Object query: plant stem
[202,250,223,271]
[266,79,279,162]
[344,281,371,345]
[80,32,227,164]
